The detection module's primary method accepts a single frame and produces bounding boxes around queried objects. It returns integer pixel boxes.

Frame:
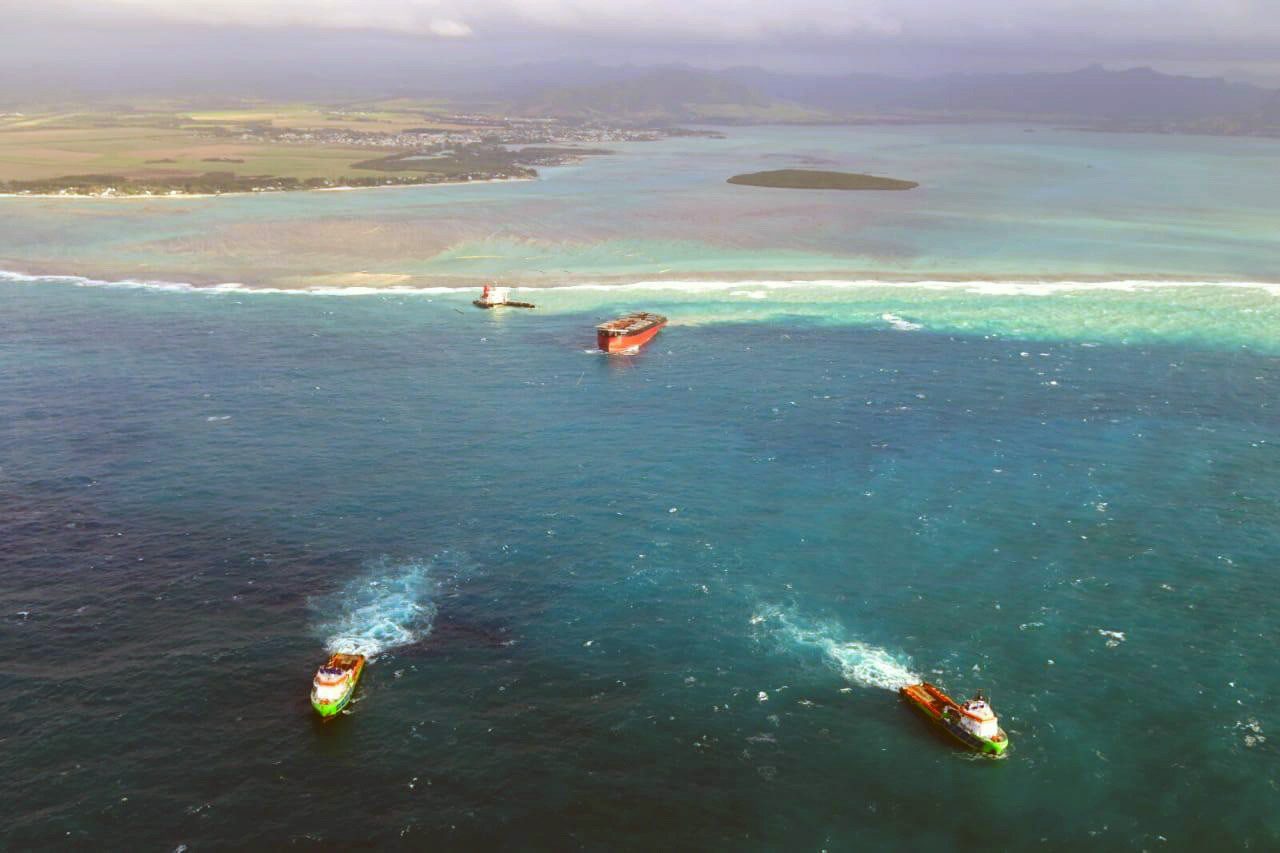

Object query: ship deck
[596,312,667,335]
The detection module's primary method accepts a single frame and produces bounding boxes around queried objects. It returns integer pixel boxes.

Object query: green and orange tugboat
[310,652,365,719]
[900,682,1009,756]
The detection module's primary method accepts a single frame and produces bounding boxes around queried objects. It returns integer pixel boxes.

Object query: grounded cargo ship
[473,285,535,309]
[310,652,365,719]
[900,682,1009,756]
[596,312,668,353]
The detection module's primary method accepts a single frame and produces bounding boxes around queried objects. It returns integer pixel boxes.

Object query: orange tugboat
[900,682,1009,756]
[596,312,667,353]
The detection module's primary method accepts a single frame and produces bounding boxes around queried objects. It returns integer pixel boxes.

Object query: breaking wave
[0,269,464,296]
[882,312,923,331]
[11,269,1280,350]
[5,268,1280,298]
[314,557,440,659]
[540,278,1280,296]
[753,604,919,691]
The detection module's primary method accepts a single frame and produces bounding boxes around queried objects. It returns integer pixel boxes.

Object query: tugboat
[900,682,1009,756]
[473,284,535,309]
[310,652,365,719]
[596,312,667,353]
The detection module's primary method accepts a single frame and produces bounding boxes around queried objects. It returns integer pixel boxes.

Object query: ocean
[2,124,1280,849]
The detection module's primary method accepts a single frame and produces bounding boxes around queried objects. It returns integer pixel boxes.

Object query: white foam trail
[754,604,919,691]
[5,268,1280,298]
[315,558,438,659]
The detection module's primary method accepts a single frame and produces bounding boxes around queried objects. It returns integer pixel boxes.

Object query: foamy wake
[4,268,1280,298]
[753,604,919,691]
[315,557,439,659]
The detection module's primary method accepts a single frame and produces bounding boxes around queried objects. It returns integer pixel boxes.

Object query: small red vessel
[596,312,668,353]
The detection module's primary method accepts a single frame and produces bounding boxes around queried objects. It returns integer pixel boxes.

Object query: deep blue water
[3,283,1279,849]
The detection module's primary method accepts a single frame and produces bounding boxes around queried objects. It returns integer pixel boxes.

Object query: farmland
[0,101,632,195]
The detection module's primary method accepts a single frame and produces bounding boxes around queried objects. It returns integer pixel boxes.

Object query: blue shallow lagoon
[2,282,1279,848]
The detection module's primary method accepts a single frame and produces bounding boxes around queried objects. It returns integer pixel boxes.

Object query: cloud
[428,18,472,37]
[17,0,1280,52]
[86,0,477,37]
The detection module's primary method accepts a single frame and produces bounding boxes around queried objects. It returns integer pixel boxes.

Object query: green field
[0,101,512,192]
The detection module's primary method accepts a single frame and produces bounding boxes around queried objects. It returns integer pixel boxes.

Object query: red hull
[597,320,666,353]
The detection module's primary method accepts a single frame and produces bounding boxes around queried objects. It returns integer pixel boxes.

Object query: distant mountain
[720,64,1273,121]
[512,63,1279,130]
[1129,87,1280,136]
[451,61,644,100]
[516,68,823,123]
[1260,91,1280,124]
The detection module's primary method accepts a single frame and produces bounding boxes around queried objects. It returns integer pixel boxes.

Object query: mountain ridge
[511,64,1280,131]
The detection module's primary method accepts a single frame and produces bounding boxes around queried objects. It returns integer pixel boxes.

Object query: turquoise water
[3,124,1280,284]
[3,282,1278,848]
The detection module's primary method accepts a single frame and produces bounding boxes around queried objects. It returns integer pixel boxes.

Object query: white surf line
[6,269,1280,298]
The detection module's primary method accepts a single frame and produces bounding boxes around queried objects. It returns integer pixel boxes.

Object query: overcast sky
[6,0,1280,90]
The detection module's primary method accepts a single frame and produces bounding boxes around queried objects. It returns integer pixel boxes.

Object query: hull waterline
[596,313,668,353]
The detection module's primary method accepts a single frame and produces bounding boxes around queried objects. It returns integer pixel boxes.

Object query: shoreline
[0,176,535,201]
[3,266,1279,296]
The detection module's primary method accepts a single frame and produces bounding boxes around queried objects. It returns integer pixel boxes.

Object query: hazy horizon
[5,0,1280,98]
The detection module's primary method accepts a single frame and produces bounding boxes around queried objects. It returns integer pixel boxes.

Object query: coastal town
[219,112,685,149]
[0,107,720,198]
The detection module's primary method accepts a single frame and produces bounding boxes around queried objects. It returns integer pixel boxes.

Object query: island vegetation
[727,169,918,190]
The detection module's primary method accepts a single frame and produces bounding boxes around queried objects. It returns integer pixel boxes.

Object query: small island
[727,169,918,191]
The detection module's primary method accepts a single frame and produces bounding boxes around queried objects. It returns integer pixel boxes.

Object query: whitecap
[882,312,923,331]
[1236,718,1266,748]
[1098,628,1126,648]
